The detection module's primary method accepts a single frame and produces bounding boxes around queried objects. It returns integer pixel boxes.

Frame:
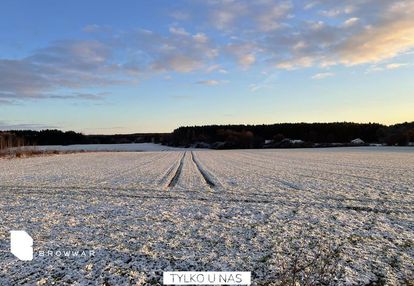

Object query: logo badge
[10,230,33,261]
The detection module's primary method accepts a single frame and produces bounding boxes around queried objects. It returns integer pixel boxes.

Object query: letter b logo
[10,230,33,261]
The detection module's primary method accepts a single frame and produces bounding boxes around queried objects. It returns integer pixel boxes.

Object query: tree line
[0,130,167,150]
[1,121,413,150]
[0,132,25,150]
[166,122,414,148]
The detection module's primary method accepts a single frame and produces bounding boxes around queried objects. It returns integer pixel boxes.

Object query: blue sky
[1,0,413,134]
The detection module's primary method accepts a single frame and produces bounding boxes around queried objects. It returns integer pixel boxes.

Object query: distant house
[351,138,365,145]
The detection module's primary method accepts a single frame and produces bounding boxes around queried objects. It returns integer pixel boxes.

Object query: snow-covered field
[0,147,413,285]
[32,143,187,152]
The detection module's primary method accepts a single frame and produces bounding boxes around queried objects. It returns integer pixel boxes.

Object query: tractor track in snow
[191,151,216,189]
[167,152,186,189]
[158,152,183,187]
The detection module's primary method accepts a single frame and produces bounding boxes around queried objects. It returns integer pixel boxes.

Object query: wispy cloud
[208,1,292,32]
[249,71,280,92]
[342,17,359,27]
[170,10,190,21]
[205,64,227,74]
[138,27,218,73]
[0,98,18,105]
[82,24,101,33]
[46,92,110,101]
[0,121,60,130]
[195,79,224,86]
[386,63,408,69]
[311,72,334,80]
[225,43,258,69]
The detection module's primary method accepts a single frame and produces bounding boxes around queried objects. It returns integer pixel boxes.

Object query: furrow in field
[219,150,409,194]
[0,152,180,190]
[95,152,172,188]
[195,151,306,193]
[230,150,414,198]
[194,150,414,208]
[238,149,412,186]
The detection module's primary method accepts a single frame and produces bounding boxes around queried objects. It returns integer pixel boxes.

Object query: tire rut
[158,152,183,187]
[167,151,186,189]
[191,151,216,189]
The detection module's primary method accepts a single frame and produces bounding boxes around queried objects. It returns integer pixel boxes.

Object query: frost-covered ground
[0,147,413,285]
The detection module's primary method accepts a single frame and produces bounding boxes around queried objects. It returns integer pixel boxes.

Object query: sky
[0,0,413,134]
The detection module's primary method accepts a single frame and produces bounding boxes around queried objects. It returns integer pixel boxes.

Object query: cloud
[82,24,101,33]
[276,57,315,70]
[209,2,246,31]
[193,33,208,44]
[365,65,384,73]
[135,27,218,73]
[249,71,280,92]
[320,6,354,18]
[337,25,414,65]
[0,27,218,102]
[170,11,190,21]
[195,79,222,86]
[386,63,408,69]
[311,72,334,79]
[47,92,110,100]
[225,43,258,68]
[342,17,359,27]
[238,54,256,68]
[367,62,409,73]
[304,1,318,10]
[0,98,18,105]
[211,10,237,30]
[0,121,60,130]
[208,1,292,32]
[205,0,414,69]
[0,40,127,102]
[152,55,202,73]
[169,26,190,37]
[2,0,414,103]
[206,64,220,73]
[335,1,414,65]
[206,64,227,74]
[255,2,292,32]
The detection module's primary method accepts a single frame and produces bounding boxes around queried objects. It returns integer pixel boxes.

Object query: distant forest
[0,130,167,150]
[1,122,413,150]
[168,122,414,148]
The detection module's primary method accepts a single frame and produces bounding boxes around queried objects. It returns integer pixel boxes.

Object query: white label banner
[163,271,251,285]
